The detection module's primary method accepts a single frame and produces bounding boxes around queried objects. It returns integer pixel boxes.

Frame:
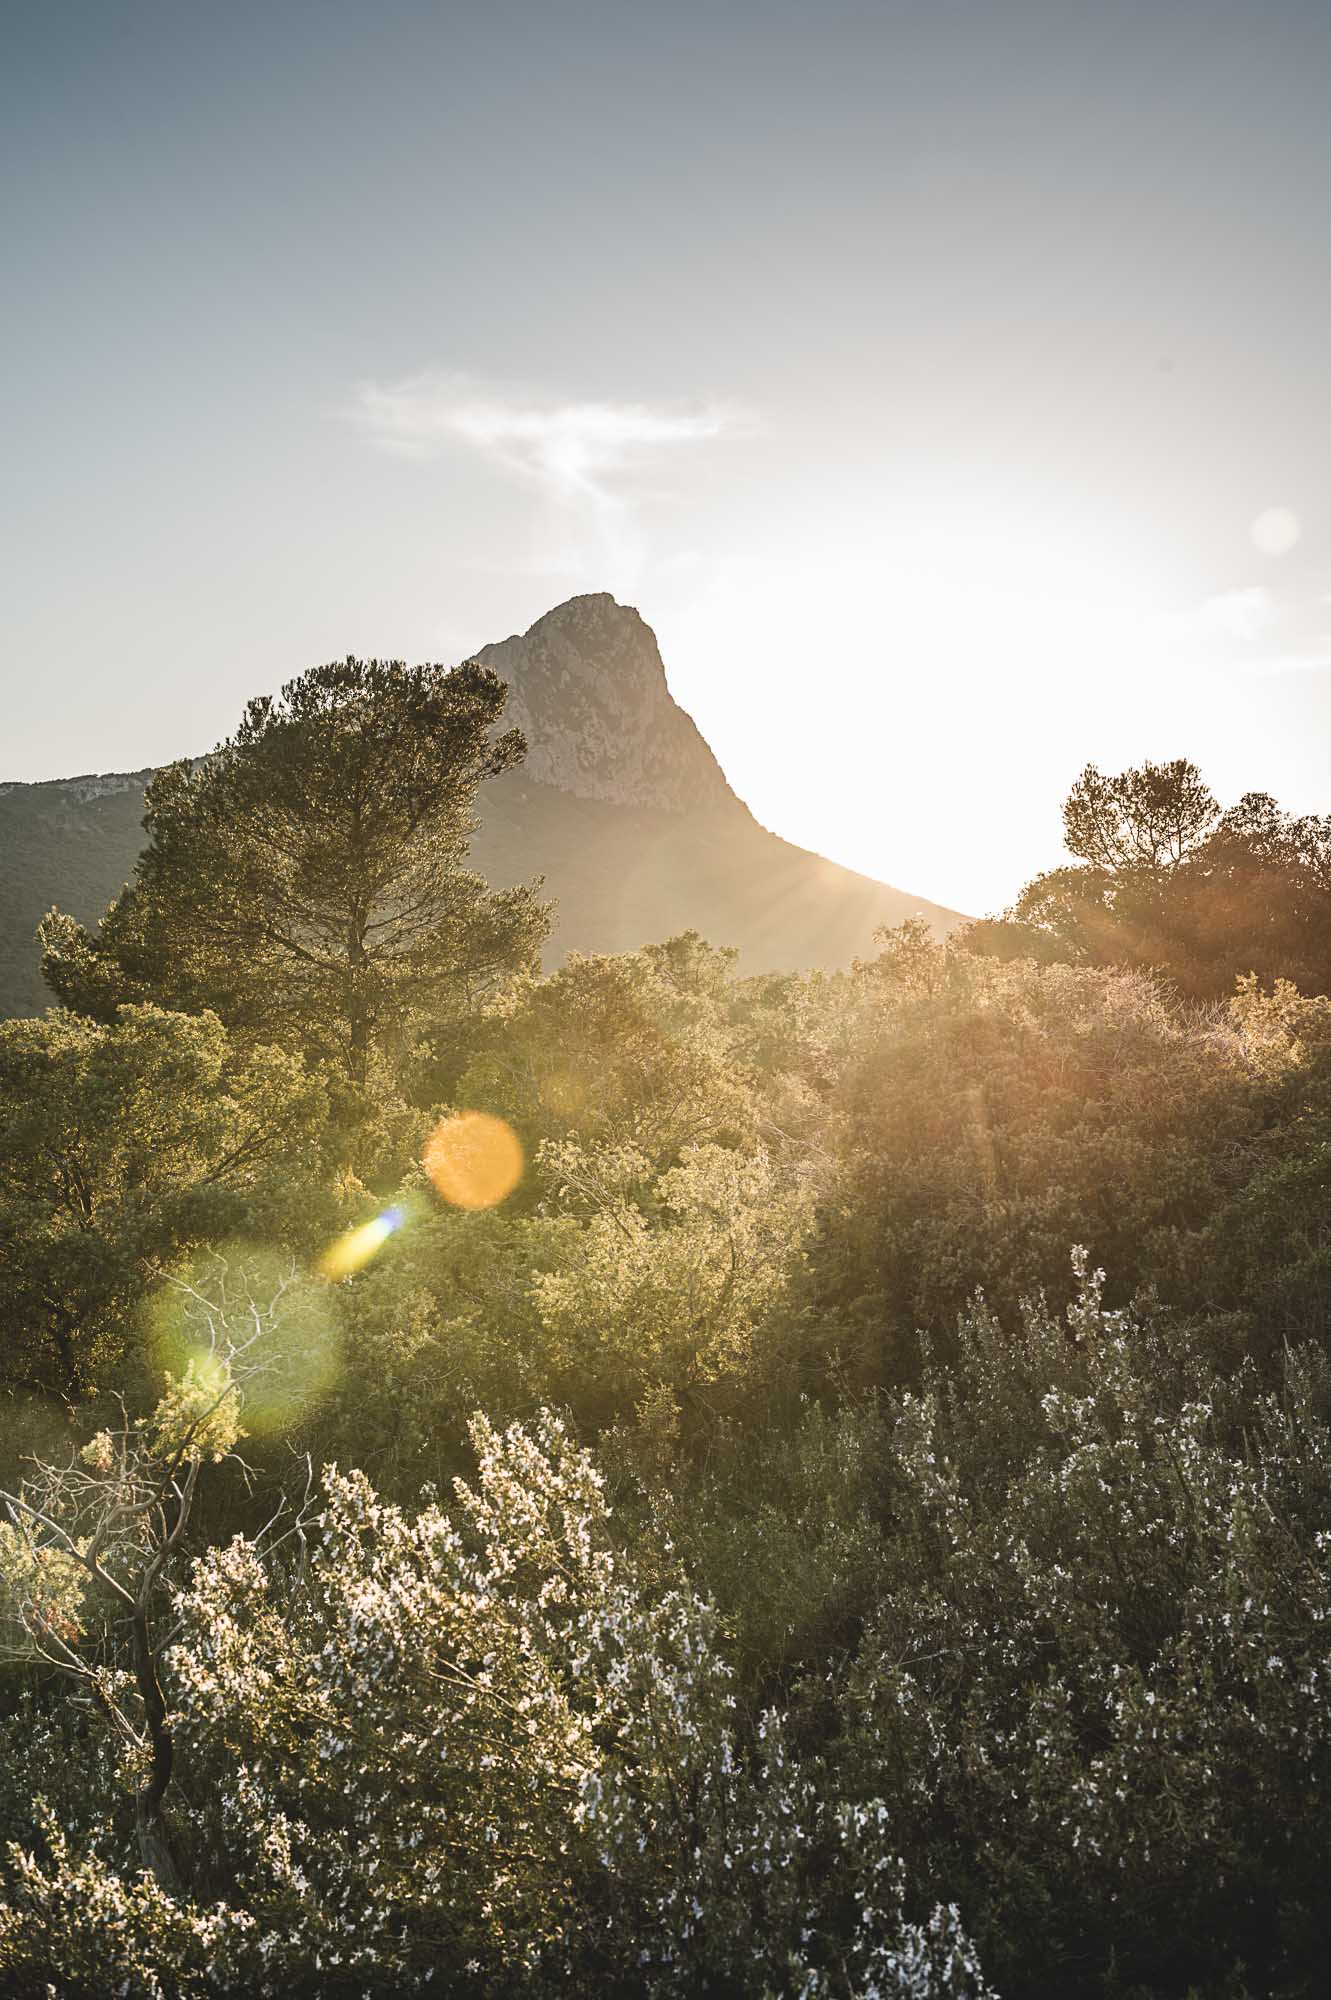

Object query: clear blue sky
[4,0,1330,911]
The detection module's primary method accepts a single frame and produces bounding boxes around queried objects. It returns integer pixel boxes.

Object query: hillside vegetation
[2,666,1330,1997]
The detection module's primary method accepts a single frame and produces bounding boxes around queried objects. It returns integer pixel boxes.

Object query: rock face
[476,594,738,815]
[0,594,965,1017]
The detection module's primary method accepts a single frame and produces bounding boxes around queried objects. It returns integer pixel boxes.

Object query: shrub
[0,1414,990,1998]
[831,1261,1331,1997]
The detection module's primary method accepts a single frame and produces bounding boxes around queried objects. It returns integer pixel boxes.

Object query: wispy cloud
[352,370,745,509]
[1244,649,1331,677]
[1164,580,1331,676]
[1185,585,1278,643]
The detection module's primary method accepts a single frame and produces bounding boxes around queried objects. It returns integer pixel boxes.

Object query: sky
[4,0,1330,916]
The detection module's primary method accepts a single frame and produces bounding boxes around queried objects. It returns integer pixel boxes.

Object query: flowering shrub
[831,1260,1331,1996]
[147,1354,244,1465]
[0,1414,988,1997]
[0,1523,86,1655]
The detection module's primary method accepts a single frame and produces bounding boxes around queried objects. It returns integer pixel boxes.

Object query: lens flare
[424,1111,524,1210]
[150,1244,342,1434]
[1251,506,1300,556]
[320,1205,406,1281]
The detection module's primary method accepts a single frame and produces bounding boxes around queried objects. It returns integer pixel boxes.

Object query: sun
[665,482,1176,913]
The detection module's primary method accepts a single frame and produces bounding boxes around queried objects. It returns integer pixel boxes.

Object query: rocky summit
[476,594,738,815]
[0,596,962,1017]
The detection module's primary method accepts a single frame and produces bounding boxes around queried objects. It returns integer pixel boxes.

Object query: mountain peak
[474,594,738,816]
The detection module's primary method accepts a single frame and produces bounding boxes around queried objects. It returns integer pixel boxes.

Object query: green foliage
[40,656,548,1092]
[444,934,757,1179]
[308,1201,575,1495]
[146,1356,243,1466]
[1174,979,1331,1357]
[0,1525,86,1659]
[0,1005,327,1398]
[309,1135,813,1495]
[803,928,1256,1377]
[0,1811,258,2000]
[663,1396,892,1688]
[531,1140,812,1419]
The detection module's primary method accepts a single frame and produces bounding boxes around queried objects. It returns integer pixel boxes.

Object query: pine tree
[41,657,549,1089]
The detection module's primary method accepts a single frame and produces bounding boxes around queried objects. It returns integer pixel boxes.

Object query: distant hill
[0,594,963,1018]
[1,770,163,1019]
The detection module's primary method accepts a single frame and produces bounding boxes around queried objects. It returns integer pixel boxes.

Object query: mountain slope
[0,772,162,1019]
[0,595,962,1017]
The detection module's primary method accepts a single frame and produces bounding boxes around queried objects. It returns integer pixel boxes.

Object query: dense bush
[0,1415,992,1998]
[967,760,1331,1000]
[825,1265,1331,1997]
[0,1005,328,1401]
[8,1270,1331,1996]
[801,928,1327,1383]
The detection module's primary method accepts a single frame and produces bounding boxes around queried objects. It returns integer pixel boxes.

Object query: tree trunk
[129,1606,187,1895]
[346,906,371,1093]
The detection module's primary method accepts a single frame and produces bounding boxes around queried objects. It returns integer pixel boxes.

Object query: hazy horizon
[5,0,1330,915]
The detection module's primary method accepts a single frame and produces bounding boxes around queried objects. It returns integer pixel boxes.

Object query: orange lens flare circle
[424,1111,524,1211]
